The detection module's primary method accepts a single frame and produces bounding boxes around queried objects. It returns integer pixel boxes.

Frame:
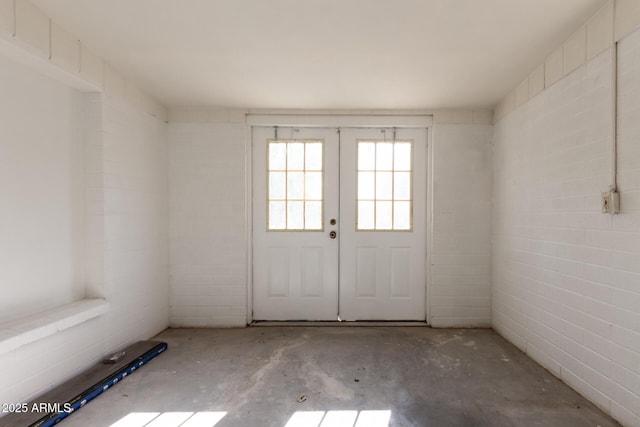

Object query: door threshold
[250,321,429,327]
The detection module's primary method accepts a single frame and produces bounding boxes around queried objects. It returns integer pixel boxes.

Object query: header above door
[246,114,433,128]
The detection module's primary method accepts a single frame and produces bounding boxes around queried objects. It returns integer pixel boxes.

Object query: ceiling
[31,0,607,110]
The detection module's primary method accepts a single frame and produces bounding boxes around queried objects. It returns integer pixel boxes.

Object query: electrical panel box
[601,189,620,214]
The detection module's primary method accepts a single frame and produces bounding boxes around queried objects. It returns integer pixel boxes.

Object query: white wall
[431,124,493,327]
[0,0,167,121]
[0,53,85,322]
[0,55,169,406]
[167,113,493,328]
[99,94,170,350]
[492,32,640,426]
[168,121,247,327]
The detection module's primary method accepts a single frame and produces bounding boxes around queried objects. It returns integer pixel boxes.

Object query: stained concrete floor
[62,327,618,427]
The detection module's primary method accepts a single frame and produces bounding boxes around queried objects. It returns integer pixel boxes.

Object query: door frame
[245,114,434,324]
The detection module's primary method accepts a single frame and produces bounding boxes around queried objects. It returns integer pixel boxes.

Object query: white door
[252,126,427,321]
[339,128,427,320]
[252,127,340,320]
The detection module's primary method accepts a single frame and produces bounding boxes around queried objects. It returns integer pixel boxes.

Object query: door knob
[330,218,337,225]
[329,231,337,239]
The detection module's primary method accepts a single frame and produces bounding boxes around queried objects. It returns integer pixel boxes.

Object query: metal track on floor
[250,321,429,327]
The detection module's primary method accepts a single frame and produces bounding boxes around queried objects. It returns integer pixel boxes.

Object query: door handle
[329,231,337,239]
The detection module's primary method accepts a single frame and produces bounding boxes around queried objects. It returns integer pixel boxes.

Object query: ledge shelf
[0,299,110,355]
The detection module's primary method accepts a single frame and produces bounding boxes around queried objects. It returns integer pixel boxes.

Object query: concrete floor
[62,327,618,427]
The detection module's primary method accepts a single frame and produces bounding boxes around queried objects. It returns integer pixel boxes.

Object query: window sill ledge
[0,299,110,356]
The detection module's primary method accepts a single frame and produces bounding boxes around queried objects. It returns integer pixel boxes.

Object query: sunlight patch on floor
[285,410,391,427]
[109,411,227,427]
[108,409,390,427]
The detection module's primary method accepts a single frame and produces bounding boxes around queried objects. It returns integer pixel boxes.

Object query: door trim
[246,114,433,325]
[247,114,433,128]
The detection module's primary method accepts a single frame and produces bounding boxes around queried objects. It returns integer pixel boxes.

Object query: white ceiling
[32,0,607,110]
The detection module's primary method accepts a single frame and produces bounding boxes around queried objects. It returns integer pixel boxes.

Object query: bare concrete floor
[62,327,618,427]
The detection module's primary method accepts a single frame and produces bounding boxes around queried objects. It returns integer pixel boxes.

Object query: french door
[252,126,427,321]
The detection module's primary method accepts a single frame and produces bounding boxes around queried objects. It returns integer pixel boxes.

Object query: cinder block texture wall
[0,58,169,407]
[492,23,640,427]
[168,120,248,327]
[430,123,493,327]
[0,54,85,322]
[2,0,640,425]
[0,0,170,409]
[166,113,494,329]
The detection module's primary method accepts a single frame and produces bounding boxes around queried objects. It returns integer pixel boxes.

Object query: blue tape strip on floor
[30,342,168,427]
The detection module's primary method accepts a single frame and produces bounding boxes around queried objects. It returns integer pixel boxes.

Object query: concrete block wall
[84,95,106,300]
[0,0,166,120]
[0,53,94,406]
[496,1,616,122]
[430,118,493,327]
[0,0,171,409]
[0,62,169,407]
[0,53,85,322]
[611,29,640,425]
[99,94,170,350]
[168,120,247,327]
[0,317,105,409]
[492,7,640,424]
[168,110,493,328]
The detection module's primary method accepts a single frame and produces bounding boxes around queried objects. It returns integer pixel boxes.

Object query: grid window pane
[305,201,322,230]
[394,172,411,200]
[376,143,393,170]
[305,172,322,200]
[357,140,413,231]
[376,201,393,230]
[394,143,411,170]
[269,172,286,200]
[269,201,286,229]
[267,140,324,231]
[358,143,376,170]
[358,201,375,230]
[358,172,375,200]
[269,143,287,170]
[394,201,411,230]
[305,143,323,171]
[287,172,304,199]
[376,172,393,199]
[287,201,304,229]
[287,142,304,170]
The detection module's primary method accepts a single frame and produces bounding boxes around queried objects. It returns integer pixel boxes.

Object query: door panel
[252,126,427,321]
[252,127,339,320]
[390,247,412,297]
[339,128,427,320]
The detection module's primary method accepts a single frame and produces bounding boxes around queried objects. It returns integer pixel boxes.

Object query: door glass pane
[376,172,392,199]
[357,139,413,231]
[394,201,411,230]
[358,143,376,170]
[376,143,393,170]
[358,172,375,200]
[269,172,286,200]
[358,201,375,230]
[267,140,324,231]
[394,172,411,200]
[269,143,287,170]
[269,201,286,229]
[287,142,304,170]
[394,143,411,170]
[305,143,323,171]
[287,201,304,229]
[305,172,322,200]
[376,201,393,230]
[287,172,304,199]
[305,201,322,230]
